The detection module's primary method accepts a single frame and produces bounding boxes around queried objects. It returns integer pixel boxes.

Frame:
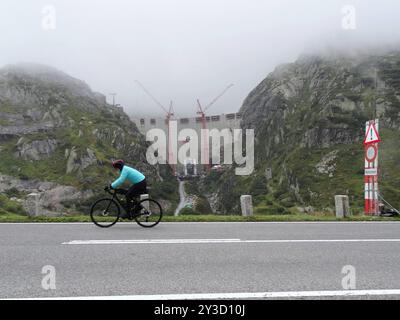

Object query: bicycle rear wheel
[90,198,120,228]
[134,198,163,228]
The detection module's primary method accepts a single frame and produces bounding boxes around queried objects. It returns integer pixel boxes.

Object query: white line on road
[62,238,400,245]
[11,289,400,300]
[63,239,242,245]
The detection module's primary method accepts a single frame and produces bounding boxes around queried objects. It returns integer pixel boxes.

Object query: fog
[0,0,399,117]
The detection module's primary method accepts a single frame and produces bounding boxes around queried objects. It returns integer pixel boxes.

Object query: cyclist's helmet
[112,159,125,170]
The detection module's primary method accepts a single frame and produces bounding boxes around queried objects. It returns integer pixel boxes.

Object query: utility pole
[374,67,378,119]
[109,93,117,107]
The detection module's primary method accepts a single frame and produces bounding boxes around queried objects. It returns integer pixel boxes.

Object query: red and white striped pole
[364,119,380,215]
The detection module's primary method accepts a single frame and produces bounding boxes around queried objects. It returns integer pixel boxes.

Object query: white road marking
[63,239,241,245]
[62,238,400,245]
[11,289,400,300]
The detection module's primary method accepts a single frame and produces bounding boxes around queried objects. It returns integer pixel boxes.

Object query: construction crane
[134,80,176,175]
[196,83,234,172]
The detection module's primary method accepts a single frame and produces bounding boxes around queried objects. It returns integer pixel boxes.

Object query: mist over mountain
[0,63,178,216]
[198,49,400,214]
[2,0,400,117]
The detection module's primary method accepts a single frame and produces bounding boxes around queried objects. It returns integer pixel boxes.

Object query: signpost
[364,119,380,215]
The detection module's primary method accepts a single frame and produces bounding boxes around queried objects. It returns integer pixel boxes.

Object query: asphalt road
[1,221,400,299]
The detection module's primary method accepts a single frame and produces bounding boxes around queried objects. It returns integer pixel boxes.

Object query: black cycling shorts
[126,179,147,199]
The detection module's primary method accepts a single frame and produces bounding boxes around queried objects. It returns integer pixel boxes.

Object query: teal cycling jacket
[111,165,145,189]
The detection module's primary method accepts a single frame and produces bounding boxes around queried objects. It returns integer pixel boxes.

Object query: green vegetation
[0,118,10,126]
[0,123,179,211]
[1,56,399,219]
[0,194,27,216]
[203,52,400,214]
[179,206,197,215]
[0,212,398,223]
[0,73,179,213]
[184,180,213,214]
[0,103,25,114]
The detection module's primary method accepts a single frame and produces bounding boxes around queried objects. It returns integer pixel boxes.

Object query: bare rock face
[37,185,94,216]
[15,138,58,160]
[315,150,339,177]
[65,147,98,174]
[207,51,400,212]
[65,147,79,174]
[0,174,94,216]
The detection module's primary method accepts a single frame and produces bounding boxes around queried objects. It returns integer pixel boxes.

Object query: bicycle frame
[105,189,138,213]
[91,188,162,228]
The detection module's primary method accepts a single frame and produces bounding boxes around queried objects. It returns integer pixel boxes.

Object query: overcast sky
[1,0,399,117]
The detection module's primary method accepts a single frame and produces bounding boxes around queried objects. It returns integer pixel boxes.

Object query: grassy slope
[242,127,400,215]
[0,104,138,187]
[207,54,400,215]
[0,103,180,212]
[0,194,26,215]
[0,212,399,222]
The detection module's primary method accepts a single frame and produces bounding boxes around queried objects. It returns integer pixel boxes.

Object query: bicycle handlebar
[104,186,127,196]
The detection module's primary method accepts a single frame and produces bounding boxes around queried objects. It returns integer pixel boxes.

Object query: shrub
[193,197,212,214]
[0,194,26,215]
[179,206,198,215]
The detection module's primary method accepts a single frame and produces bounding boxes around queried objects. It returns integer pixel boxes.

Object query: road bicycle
[90,186,163,228]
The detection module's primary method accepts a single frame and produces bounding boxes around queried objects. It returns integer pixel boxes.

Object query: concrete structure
[265,168,272,180]
[240,195,253,217]
[26,193,40,217]
[131,113,242,176]
[335,195,351,218]
[132,113,242,136]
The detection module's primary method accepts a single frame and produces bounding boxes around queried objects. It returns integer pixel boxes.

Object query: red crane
[135,81,177,175]
[196,84,234,172]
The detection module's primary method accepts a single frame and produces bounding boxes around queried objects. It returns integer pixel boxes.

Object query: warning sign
[365,168,378,176]
[364,119,380,216]
[364,122,380,145]
[365,144,378,162]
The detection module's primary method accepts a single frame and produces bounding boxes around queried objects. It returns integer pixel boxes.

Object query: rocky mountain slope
[0,63,178,216]
[202,50,400,214]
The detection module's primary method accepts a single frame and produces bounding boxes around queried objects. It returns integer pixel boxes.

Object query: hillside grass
[0,100,179,209]
[0,194,26,215]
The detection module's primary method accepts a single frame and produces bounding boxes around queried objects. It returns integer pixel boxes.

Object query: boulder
[15,139,58,160]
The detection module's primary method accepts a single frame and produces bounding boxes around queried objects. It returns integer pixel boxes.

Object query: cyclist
[107,159,147,219]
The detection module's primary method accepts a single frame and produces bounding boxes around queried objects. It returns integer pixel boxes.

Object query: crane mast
[135,81,176,175]
[196,84,234,172]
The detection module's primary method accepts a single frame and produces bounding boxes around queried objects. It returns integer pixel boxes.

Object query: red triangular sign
[364,122,380,145]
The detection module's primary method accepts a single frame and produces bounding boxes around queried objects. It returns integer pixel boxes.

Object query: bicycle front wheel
[134,199,163,228]
[90,198,120,228]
